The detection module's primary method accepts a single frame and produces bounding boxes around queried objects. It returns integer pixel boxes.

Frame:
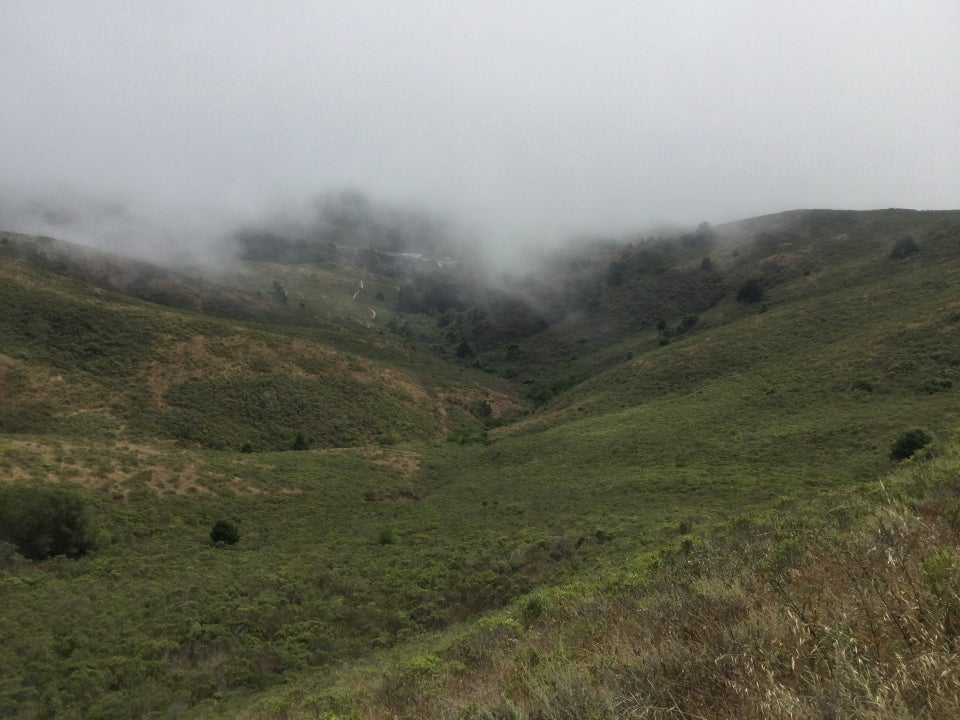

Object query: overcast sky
[1,1,958,259]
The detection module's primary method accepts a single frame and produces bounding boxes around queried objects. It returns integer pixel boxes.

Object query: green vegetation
[890,427,933,460]
[276,440,960,719]
[736,277,765,303]
[890,233,920,259]
[1,209,959,718]
[210,520,240,546]
[0,484,97,560]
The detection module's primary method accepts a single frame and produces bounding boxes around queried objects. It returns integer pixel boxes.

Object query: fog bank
[1,2,957,265]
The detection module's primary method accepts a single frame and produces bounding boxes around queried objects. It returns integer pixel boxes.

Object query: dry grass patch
[367,449,422,478]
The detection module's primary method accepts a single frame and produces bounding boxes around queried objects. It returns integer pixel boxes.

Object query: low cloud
[1,2,957,267]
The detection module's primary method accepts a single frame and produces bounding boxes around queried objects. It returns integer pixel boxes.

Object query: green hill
[1,208,959,718]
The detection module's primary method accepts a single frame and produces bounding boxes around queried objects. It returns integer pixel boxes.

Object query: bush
[0,485,97,560]
[889,428,932,460]
[890,234,919,259]
[210,520,240,545]
[736,278,765,304]
[378,528,396,545]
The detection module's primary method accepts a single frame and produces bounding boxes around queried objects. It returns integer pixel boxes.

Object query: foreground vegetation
[253,439,960,719]
[0,209,958,718]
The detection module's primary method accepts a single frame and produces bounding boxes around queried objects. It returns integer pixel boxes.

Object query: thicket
[890,428,933,460]
[149,374,436,450]
[736,277,765,304]
[890,234,919,259]
[0,281,157,377]
[210,520,240,545]
[0,485,96,560]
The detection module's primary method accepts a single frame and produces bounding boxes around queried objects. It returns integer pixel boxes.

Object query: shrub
[890,234,919,259]
[889,428,932,460]
[0,485,97,560]
[270,280,289,303]
[210,520,240,545]
[378,528,396,545]
[916,378,953,394]
[736,278,765,304]
[291,433,308,451]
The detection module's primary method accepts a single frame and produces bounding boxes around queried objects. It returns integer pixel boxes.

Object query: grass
[0,208,959,717]
[243,439,960,719]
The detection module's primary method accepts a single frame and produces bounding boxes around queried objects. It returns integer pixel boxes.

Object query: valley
[1,208,959,718]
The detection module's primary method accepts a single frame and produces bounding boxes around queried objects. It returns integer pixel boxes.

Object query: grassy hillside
[1,208,959,718]
[257,437,960,720]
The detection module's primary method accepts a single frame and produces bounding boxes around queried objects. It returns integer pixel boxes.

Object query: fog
[1,1,958,267]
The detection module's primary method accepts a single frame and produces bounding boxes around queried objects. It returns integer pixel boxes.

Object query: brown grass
[366,449,422,477]
[0,439,301,497]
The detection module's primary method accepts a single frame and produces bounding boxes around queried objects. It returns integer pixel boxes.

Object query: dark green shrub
[456,342,474,359]
[210,520,240,545]
[291,433,308,451]
[736,278,765,304]
[889,428,932,460]
[916,378,953,394]
[0,485,97,560]
[851,379,874,393]
[378,528,395,545]
[890,235,919,259]
[270,280,289,303]
[528,384,553,405]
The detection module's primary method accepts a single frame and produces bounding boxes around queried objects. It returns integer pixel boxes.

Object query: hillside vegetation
[1,208,959,718]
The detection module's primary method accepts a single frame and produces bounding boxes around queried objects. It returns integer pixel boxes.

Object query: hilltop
[1,208,959,718]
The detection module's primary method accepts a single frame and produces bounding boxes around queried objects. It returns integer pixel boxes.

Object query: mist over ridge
[1,2,958,268]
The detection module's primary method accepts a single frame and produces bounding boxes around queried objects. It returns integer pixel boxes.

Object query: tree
[0,485,97,560]
[889,428,932,460]
[210,520,240,545]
